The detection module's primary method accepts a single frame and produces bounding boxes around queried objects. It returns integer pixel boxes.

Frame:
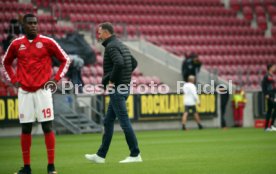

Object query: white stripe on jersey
[2,36,25,82]
[39,35,70,79]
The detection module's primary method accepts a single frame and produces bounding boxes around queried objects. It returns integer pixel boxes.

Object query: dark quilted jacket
[101,35,137,87]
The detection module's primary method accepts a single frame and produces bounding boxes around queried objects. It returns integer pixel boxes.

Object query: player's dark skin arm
[14,82,21,88]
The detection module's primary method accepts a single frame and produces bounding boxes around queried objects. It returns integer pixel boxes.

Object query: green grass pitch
[0,128,275,174]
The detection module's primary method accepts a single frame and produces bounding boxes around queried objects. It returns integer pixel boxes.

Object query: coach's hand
[106,81,115,92]
[14,82,21,88]
[107,81,115,89]
[106,81,115,94]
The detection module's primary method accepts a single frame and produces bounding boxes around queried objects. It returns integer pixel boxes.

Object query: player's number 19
[42,108,51,118]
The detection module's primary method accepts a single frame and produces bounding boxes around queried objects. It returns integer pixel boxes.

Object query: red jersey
[2,34,71,92]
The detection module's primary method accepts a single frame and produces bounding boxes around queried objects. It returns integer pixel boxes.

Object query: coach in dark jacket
[85,22,142,164]
[101,34,137,88]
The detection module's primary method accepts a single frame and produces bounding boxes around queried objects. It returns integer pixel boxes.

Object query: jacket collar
[102,35,116,47]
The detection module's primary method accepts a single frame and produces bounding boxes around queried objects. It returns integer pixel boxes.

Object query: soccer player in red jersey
[2,14,71,174]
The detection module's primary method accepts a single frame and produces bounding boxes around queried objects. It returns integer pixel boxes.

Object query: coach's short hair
[99,22,114,35]
[23,14,37,23]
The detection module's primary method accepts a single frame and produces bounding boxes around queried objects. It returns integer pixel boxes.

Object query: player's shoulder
[184,82,193,86]
[183,82,191,89]
[185,82,196,89]
[38,34,56,43]
[38,34,61,46]
[10,35,25,45]
[38,35,65,53]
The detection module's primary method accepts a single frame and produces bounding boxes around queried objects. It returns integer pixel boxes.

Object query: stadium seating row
[147,36,276,46]
[231,0,276,12]
[0,12,21,22]
[34,0,223,7]
[70,14,249,26]
[220,74,262,88]
[230,0,276,31]
[164,45,276,56]
[74,24,259,37]
[0,2,35,13]
[53,4,235,17]
[1,0,275,91]
[200,55,276,65]
[0,9,74,43]
[38,23,74,36]
[208,65,266,75]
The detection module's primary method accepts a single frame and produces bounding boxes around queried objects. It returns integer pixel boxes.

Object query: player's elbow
[67,58,72,65]
[3,59,12,66]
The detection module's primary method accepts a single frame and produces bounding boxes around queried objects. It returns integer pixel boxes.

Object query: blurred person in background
[2,34,17,52]
[181,52,202,82]
[218,86,230,129]
[262,64,276,131]
[66,54,84,93]
[2,16,23,52]
[181,75,203,130]
[232,86,246,127]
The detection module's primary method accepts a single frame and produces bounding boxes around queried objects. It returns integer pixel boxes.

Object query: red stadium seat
[0,87,8,96]
[230,0,241,12]
[137,76,146,85]
[255,6,266,17]
[241,0,252,7]
[81,66,91,77]
[243,6,253,20]
[90,66,97,76]
[271,27,276,39]
[252,0,263,7]
[96,76,102,84]
[257,16,267,30]
[89,76,97,84]
[95,66,103,76]
[82,76,90,85]
[96,55,103,65]
[133,68,142,76]
[271,16,276,24]
[267,5,276,18]
[131,76,139,85]
[6,87,17,96]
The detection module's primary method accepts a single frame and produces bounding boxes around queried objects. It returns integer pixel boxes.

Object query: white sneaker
[265,128,272,132]
[270,126,276,131]
[85,154,105,163]
[119,154,142,163]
